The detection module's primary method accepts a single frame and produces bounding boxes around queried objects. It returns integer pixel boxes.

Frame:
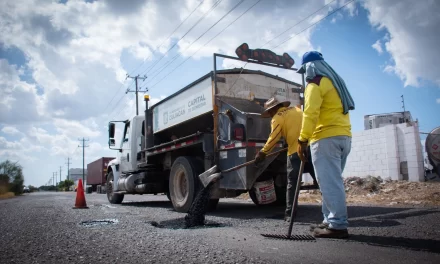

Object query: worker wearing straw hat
[255,97,318,222]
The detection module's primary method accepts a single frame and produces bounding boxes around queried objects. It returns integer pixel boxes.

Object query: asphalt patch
[149,218,227,230]
[79,219,118,227]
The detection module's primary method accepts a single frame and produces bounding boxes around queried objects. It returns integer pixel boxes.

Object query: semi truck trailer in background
[87,157,114,193]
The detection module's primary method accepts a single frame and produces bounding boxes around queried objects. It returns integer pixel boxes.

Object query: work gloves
[254,151,266,166]
[297,139,308,162]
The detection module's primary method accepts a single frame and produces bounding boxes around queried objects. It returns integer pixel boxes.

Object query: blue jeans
[310,136,351,230]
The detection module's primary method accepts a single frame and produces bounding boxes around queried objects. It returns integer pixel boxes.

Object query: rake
[261,161,316,241]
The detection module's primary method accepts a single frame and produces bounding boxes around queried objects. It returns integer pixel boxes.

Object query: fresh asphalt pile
[184,181,215,228]
[149,181,218,229]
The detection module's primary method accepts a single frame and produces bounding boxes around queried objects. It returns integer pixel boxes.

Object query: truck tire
[169,157,202,213]
[106,171,124,204]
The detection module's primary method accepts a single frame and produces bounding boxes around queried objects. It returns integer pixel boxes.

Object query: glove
[297,139,308,162]
[254,151,266,166]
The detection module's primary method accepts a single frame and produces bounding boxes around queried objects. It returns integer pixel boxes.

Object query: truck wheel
[106,171,124,204]
[169,157,202,213]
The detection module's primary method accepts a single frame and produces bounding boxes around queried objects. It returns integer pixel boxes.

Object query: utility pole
[54,172,58,192]
[66,157,71,181]
[125,74,148,115]
[59,166,62,183]
[401,95,406,113]
[78,138,89,184]
[401,95,407,122]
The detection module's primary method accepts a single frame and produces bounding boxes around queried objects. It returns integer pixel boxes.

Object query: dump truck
[86,157,114,193]
[106,47,312,212]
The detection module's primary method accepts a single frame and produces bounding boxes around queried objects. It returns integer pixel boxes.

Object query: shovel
[198,147,288,188]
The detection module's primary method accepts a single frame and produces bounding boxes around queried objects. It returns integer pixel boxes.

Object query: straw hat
[261,97,291,118]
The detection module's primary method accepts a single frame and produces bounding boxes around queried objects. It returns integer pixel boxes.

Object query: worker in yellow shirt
[255,97,318,221]
[296,51,355,239]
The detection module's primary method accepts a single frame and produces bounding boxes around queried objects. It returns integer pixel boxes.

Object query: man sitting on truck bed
[255,97,318,222]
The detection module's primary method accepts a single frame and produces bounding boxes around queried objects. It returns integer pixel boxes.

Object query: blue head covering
[297,51,355,114]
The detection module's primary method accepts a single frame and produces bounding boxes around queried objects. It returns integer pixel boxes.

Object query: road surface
[0,192,439,263]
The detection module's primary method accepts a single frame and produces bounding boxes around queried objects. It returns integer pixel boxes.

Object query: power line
[222,0,355,92]
[271,0,355,50]
[125,74,148,115]
[260,0,337,49]
[148,0,261,90]
[102,78,135,114]
[128,0,206,76]
[140,0,224,77]
[146,0,245,85]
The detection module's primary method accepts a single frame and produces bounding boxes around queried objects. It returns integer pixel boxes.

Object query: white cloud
[0,0,354,186]
[372,39,383,54]
[1,126,21,135]
[363,0,440,87]
[436,98,440,104]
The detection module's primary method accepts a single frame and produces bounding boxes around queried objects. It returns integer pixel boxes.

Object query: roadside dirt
[240,176,440,207]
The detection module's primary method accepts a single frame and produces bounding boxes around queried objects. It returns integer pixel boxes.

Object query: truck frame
[106,48,313,212]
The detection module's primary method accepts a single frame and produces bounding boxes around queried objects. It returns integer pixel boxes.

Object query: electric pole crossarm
[126,74,148,115]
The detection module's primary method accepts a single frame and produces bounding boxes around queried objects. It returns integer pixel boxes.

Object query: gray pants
[311,136,351,229]
[285,148,317,217]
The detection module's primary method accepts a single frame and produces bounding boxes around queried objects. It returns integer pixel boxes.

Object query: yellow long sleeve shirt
[261,106,303,156]
[299,76,352,143]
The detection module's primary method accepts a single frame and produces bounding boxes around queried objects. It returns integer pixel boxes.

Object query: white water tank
[364,111,412,130]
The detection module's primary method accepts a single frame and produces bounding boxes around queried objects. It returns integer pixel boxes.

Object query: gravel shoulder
[0,192,439,264]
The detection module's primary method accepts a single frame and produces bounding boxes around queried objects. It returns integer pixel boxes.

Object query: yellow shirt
[261,106,303,156]
[299,76,352,143]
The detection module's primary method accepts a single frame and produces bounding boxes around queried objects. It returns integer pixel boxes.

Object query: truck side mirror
[109,122,116,139]
[109,138,115,147]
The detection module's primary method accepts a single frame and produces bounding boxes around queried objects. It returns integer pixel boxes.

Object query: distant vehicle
[23,186,30,193]
[87,157,114,193]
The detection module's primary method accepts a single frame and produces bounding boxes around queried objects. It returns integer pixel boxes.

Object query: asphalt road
[1,192,439,264]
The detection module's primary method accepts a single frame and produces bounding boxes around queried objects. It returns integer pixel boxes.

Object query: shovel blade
[198,165,220,187]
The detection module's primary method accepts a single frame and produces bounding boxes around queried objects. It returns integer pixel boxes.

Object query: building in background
[364,111,413,130]
[68,168,87,183]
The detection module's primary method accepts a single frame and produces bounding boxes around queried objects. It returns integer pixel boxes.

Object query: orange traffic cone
[73,179,89,209]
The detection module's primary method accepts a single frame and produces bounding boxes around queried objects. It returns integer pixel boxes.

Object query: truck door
[120,121,133,172]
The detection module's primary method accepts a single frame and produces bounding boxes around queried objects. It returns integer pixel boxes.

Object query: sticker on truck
[153,78,213,133]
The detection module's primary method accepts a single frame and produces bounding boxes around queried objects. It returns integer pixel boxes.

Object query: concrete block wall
[341,123,424,181]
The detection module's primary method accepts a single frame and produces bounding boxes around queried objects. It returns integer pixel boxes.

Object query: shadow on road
[209,203,414,222]
[347,234,440,254]
[121,200,173,209]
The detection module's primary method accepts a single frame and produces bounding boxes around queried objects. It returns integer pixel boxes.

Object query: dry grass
[238,178,440,207]
[0,192,15,199]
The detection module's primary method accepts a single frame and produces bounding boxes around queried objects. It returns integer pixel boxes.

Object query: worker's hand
[297,139,308,162]
[254,151,266,166]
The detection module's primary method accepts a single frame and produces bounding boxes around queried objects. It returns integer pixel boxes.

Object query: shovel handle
[222,147,288,173]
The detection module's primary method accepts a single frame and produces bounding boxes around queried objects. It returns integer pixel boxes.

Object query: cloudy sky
[1,0,439,187]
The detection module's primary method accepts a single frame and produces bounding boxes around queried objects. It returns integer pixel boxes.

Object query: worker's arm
[299,82,323,142]
[261,116,283,154]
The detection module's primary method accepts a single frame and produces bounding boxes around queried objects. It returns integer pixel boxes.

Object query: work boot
[309,222,329,232]
[313,227,349,239]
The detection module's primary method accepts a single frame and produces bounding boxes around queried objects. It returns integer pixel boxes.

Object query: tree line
[0,160,74,196]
